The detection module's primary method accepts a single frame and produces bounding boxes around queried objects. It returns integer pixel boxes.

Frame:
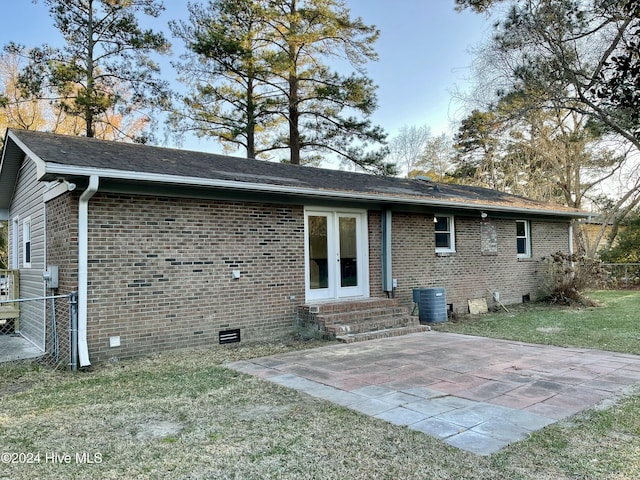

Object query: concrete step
[335,325,431,343]
[297,297,422,341]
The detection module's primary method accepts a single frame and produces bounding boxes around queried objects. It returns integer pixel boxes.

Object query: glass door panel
[308,215,329,290]
[339,216,358,288]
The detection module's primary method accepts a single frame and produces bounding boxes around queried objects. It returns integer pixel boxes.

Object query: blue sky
[0,1,490,153]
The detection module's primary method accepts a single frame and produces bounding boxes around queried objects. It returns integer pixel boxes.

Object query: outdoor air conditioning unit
[413,288,447,324]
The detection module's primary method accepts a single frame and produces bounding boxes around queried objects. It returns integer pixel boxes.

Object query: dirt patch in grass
[0,362,63,398]
[132,420,184,442]
[535,327,563,334]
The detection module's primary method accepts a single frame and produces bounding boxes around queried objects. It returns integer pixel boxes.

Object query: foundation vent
[219,329,241,344]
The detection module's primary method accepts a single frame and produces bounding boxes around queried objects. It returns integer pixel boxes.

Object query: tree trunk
[288,73,300,165]
[85,0,95,138]
[246,77,255,158]
[287,0,300,165]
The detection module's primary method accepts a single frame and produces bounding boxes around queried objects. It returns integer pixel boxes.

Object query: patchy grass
[436,290,640,354]
[1,339,486,480]
[1,297,640,479]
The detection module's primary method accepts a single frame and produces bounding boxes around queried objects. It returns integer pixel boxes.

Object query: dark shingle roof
[3,129,586,217]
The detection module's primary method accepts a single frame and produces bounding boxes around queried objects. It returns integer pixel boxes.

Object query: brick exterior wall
[44,191,571,363]
[83,194,305,362]
[368,211,384,295]
[369,212,570,313]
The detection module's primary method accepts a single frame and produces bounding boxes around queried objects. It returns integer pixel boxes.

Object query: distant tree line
[380,0,640,257]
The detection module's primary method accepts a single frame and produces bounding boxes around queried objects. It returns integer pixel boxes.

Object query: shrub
[540,252,607,305]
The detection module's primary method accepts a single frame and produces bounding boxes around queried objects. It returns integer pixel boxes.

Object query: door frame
[304,207,370,302]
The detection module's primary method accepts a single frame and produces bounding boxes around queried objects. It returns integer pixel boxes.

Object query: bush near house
[539,251,607,305]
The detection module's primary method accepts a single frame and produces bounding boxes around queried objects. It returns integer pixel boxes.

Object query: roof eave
[43,164,588,219]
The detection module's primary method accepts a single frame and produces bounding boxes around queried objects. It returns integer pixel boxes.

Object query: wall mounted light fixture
[59,179,76,191]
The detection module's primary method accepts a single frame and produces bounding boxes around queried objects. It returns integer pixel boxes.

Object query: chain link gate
[0,292,78,370]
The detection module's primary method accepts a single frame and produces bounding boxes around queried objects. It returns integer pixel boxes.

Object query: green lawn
[1,291,639,479]
[434,290,640,354]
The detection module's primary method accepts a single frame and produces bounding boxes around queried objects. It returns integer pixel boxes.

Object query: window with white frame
[516,220,531,258]
[434,215,455,253]
[23,217,32,268]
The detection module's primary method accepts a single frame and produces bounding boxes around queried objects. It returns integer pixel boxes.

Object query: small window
[516,220,531,258]
[434,215,455,253]
[23,217,32,268]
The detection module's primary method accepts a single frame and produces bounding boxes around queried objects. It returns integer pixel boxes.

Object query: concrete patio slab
[375,406,429,426]
[227,331,640,456]
[411,417,464,439]
[404,398,459,417]
[351,385,397,398]
[0,334,43,363]
[446,430,508,456]
[350,398,396,416]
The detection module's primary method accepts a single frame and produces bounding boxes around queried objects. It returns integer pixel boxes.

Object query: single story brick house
[0,129,586,366]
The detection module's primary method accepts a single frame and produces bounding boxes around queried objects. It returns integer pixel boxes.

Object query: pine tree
[171,0,280,158]
[172,0,393,173]
[14,0,170,141]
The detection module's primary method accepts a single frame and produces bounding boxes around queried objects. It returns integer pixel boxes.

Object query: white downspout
[569,221,574,255]
[78,175,99,367]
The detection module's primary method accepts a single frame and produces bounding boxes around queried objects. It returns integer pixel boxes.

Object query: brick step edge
[300,298,399,314]
[335,325,432,343]
[326,316,419,335]
[315,307,409,324]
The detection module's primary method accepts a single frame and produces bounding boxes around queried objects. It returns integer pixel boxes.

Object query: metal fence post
[625,265,629,288]
[50,295,59,362]
[69,292,78,371]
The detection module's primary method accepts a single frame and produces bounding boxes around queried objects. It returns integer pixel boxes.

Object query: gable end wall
[8,158,46,349]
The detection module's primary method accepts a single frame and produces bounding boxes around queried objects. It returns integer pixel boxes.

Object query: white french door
[305,209,369,301]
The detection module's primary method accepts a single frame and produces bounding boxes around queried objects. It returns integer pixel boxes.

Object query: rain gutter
[41,164,589,219]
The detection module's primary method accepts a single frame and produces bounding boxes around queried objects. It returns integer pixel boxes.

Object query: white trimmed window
[516,220,531,258]
[23,217,32,268]
[435,215,455,253]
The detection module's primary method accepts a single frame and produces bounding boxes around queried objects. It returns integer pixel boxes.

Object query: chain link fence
[0,292,78,370]
[601,263,640,289]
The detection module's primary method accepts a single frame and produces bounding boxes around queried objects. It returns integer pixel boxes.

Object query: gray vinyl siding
[8,157,46,350]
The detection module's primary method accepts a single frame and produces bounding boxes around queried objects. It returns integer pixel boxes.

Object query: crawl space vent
[219,329,241,344]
